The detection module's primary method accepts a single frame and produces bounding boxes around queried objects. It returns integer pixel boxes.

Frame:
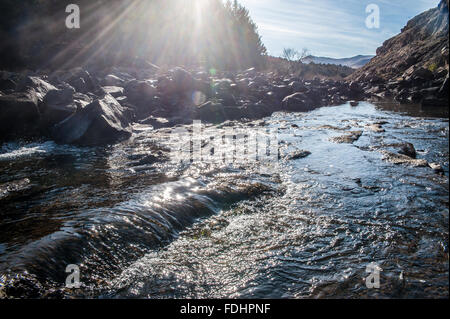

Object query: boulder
[194,101,228,123]
[17,76,57,102]
[289,81,307,93]
[0,90,40,140]
[102,86,125,98]
[331,131,363,144]
[0,79,16,92]
[216,91,237,106]
[126,80,157,99]
[41,85,77,127]
[429,162,444,173]
[411,67,434,81]
[66,69,99,94]
[281,93,315,112]
[52,94,131,146]
[366,123,385,132]
[271,85,291,99]
[170,67,195,92]
[103,74,125,87]
[380,150,428,167]
[284,150,311,160]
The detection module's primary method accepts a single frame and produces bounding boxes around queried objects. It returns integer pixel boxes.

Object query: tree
[282,47,310,74]
[0,0,267,71]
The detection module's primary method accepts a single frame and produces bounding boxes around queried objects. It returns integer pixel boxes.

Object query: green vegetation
[428,62,438,72]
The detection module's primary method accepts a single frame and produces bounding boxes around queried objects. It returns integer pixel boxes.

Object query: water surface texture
[0,102,448,298]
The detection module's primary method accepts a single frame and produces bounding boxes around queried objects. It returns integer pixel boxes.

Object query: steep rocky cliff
[349,0,449,106]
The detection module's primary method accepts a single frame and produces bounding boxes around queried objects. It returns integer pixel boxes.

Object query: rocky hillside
[349,0,449,106]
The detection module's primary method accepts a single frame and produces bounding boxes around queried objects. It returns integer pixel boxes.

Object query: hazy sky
[238,0,441,58]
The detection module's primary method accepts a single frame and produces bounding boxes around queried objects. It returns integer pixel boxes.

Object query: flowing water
[0,101,448,298]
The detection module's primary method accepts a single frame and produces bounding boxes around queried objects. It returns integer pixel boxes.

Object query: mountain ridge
[303,55,375,69]
[348,0,449,106]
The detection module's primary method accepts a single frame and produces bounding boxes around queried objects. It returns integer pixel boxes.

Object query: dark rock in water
[429,162,444,173]
[398,142,417,158]
[281,93,314,112]
[284,149,311,160]
[380,150,428,167]
[349,101,359,107]
[366,123,385,133]
[52,94,131,146]
[331,131,363,144]
[0,178,32,201]
[128,152,167,167]
[0,90,40,140]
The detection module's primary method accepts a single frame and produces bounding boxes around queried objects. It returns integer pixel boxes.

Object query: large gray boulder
[51,94,131,146]
[17,76,57,102]
[40,85,78,128]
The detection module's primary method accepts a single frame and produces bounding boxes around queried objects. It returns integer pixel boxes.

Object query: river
[0,101,448,298]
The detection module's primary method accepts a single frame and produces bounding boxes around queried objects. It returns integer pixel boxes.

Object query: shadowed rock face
[348,0,449,106]
[0,91,40,140]
[51,94,131,146]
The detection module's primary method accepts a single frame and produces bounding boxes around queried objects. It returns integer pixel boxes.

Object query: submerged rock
[0,178,31,201]
[397,142,417,158]
[52,94,131,146]
[284,149,311,160]
[429,162,444,173]
[331,131,363,144]
[366,123,385,133]
[380,150,428,167]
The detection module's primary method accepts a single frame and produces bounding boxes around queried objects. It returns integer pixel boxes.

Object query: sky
[238,0,441,58]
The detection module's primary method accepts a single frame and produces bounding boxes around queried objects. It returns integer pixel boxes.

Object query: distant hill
[303,55,374,69]
[265,55,355,80]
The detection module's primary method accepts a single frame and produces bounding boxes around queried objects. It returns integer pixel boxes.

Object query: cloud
[238,0,440,57]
